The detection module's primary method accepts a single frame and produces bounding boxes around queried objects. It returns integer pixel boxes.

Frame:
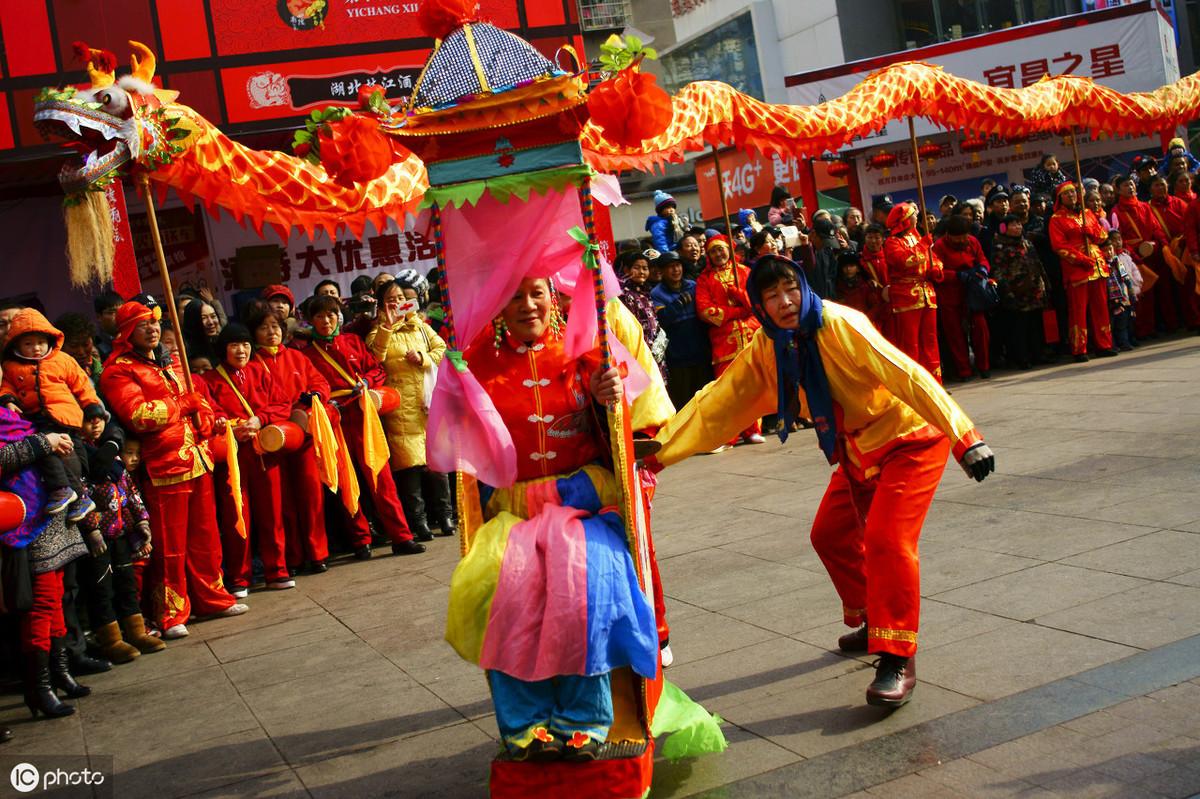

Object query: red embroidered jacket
[883,232,942,312]
[465,332,604,483]
[1049,209,1111,284]
[1113,196,1169,267]
[99,353,213,487]
[932,235,990,307]
[1149,195,1187,239]
[695,261,761,365]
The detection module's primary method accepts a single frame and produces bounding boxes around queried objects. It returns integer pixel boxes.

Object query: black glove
[298,391,319,408]
[960,442,995,482]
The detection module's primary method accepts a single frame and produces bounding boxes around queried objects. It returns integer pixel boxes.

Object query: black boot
[68,651,111,675]
[23,650,74,718]
[394,468,433,542]
[50,638,91,698]
[426,471,457,537]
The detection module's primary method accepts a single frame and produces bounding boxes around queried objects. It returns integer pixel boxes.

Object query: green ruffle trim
[650,680,729,762]
[421,164,593,209]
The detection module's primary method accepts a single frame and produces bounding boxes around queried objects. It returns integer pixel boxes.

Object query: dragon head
[34,41,189,196]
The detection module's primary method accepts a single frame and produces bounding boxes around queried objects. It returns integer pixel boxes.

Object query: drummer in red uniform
[300,294,425,558]
[200,323,292,595]
[100,299,246,639]
[247,303,333,573]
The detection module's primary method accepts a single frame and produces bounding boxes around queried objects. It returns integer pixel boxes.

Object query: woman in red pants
[200,324,292,594]
[246,304,333,574]
[0,407,90,720]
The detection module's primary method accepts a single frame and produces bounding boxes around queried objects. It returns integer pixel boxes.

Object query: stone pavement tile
[918,622,1137,702]
[1099,457,1200,494]
[717,522,826,574]
[658,549,824,612]
[1060,709,1132,737]
[1012,452,1164,484]
[1138,764,1200,799]
[1139,735,1200,768]
[179,769,310,799]
[717,581,843,637]
[929,563,1146,622]
[354,611,454,674]
[732,482,832,521]
[204,610,354,665]
[1167,568,1200,587]
[864,772,967,798]
[65,635,218,692]
[81,665,260,763]
[240,668,462,765]
[651,507,802,560]
[1081,491,1200,531]
[649,724,802,799]
[1037,769,1161,799]
[917,547,1042,596]
[720,669,977,758]
[418,667,493,719]
[1105,693,1200,738]
[294,719,492,799]
[112,729,289,799]
[1061,530,1200,581]
[313,574,449,632]
[222,636,393,693]
[0,700,86,756]
[1173,518,1200,534]
[1037,582,1200,649]
[967,725,1091,780]
[663,636,865,717]
[931,510,1150,562]
[917,757,1042,798]
[662,609,779,666]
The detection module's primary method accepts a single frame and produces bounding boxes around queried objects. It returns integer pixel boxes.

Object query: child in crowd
[990,214,1049,370]
[1104,231,1140,351]
[78,417,163,663]
[834,252,885,330]
[0,309,102,521]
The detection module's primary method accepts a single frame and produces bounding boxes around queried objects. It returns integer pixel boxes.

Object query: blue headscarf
[746,256,838,463]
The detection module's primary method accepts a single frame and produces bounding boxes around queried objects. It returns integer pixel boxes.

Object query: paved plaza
[4,336,1200,798]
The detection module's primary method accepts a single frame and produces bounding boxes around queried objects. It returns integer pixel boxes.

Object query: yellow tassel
[308,400,340,491]
[224,420,248,540]
[360,391,390,490]
[63,191,115,288]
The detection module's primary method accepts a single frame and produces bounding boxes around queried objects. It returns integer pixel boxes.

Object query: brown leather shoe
[837,624,868,653]
[866,654,915,708]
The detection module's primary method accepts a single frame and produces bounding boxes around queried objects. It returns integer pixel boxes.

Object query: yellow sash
[307,400,340,491]
[311,342,389,489]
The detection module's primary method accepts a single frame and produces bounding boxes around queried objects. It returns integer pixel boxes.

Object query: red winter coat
[199,362,289,427]
[1113,196,1169,267]
[883,231,942,312]
[100,353,214,486]
[255,345,331,407]
[1049,209,1111,285]
[695,262,760,366]
[300,334,387,396]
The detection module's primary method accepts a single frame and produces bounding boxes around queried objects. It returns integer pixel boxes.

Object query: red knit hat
[886,202,918,233]
[260,284,294,305]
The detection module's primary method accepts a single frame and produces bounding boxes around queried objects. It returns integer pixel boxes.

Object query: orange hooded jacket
[0,308,102,428]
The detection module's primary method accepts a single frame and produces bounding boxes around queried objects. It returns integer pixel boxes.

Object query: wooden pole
[907,117,930,233]
[1069,128,1086,227]
[137,174,193,392]
[712,145,734,239]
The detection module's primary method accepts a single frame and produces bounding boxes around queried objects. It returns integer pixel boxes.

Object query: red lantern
[588,65,674,149]
[868,149,898,177]
[318,115,400,187]
[917,140,942,166]
[826,159,851,179]
[959,134,989,164]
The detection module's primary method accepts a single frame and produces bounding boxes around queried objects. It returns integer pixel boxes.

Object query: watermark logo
[9,763,38,793]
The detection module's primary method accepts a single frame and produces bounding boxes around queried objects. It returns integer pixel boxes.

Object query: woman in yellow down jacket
[366,272,454,542]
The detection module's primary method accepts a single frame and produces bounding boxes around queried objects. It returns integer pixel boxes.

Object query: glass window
[661,12,763,99]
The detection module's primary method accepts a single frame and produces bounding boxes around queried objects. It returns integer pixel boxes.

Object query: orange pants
[714,359,761,443]
[143,474,236,629]
[282,443,329,566]
[638,467,669,646]
[810,434,951,658]
[1066,279,1112,355]
[892,308,941,382]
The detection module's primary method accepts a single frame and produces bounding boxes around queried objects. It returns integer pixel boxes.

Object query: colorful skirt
[445,464,658,683]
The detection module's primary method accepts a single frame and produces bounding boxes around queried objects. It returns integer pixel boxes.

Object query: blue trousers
[488,670,613,748]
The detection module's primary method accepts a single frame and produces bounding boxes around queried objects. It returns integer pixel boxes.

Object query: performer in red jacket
[1049,182,1115,360]
[695,235,763,446]
[100,300,246,639]
[247,304,333,573]
[300,294,424,558]
[200,323,292,594]
[883,203,943,382]
[1148,174,1200,330]
[1113,174,1172,338]
[932,215,991,379]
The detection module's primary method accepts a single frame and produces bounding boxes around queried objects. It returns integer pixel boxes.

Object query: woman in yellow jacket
[366,273,452,542]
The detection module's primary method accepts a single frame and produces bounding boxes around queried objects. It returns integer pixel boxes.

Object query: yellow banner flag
[332,414,360,517]
[308,400,339,491]
[360,390,390,490]
[224,420,248,540]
